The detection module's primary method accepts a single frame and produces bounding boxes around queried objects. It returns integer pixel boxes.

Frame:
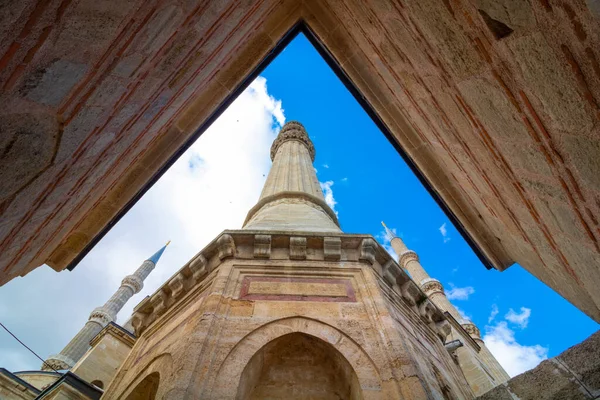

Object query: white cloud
[341,177,348,182]
[488,304,499,323]
[320,180,337,215]
[323,164,329,169]
[454,305,472,321]
[439,222,450,243]
[484,321,548,377]
[505,307,532,329]
[0,76,284,372]
[446,283,475,300]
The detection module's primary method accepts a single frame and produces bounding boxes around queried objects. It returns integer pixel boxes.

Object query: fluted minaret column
[243,121,340,232]
[382,222,509,384]
[42,243,169,371]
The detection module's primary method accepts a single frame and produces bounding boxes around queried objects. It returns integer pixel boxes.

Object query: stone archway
[237,332,362,399]
[125,372,160,400]
[211,317,382,399]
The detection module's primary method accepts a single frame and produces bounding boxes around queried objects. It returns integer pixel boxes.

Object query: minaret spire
[243,121,340,232]
[42,242,169,371]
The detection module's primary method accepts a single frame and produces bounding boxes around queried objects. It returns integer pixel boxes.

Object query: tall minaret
[243,121,340,232]
[42,242,169,371]
[382,222,510,384]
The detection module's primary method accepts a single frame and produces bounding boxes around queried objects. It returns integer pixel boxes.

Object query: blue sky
[261,34,598,368]
[0,32,597,377]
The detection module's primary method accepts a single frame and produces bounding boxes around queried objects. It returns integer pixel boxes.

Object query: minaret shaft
[42,248,166,371]
[243,122,340,233]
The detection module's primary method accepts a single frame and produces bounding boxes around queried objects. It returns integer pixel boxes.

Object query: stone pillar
[43,250,165,370]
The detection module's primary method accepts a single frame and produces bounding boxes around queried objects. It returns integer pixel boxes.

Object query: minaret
[42,242,169,371]
[243,121,340,232]
[382,222,510,384]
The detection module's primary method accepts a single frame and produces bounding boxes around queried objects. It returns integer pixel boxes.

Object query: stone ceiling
[1,0,599,322]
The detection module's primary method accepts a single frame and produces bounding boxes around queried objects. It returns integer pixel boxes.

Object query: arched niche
[212,317,382,399]
[237,332,362,399]
[125,372,160,400]
[91,380,104,389]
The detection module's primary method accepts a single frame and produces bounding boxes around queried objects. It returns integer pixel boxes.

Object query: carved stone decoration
[41,354,75,371]
[461,322,481,340]
[400,281,422,306]
[189,254,207,281]
[88,307,114,326]
[419,299,436,323]
[359,238,377,265]
[253,234,272,259]
[290,237,307,260]
[420,278,444,296]
[399,250,419,268]
[270,121,315,161]
[169,274,185,299]
[150,291,168,316]
[382,259,402,287]
[121,275,144,294]
[435,320,452,342]
[323,237,341,261]
[217,234,236,260]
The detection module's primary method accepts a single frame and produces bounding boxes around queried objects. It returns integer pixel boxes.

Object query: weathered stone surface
[0,0,600,329]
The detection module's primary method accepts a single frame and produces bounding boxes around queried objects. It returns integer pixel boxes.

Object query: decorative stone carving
[270,121,315,161]
[253,234,272,259]
[436,320,452,342]
[190,253,207,281]
[169,274,185,299]
[419,299,436,323]
[217,234,235,260]
[323,237,341,261]
[150,292,168,316]
[399,250,419,268]
[88,307,113,326]
[121,274,143,293]
[400,281,421,306]
[42,354,75,371]
[382,259,402,287]
[290,237,307,260]
[359,238,377,265]
[420,278,444,296]
[461,322,481,339]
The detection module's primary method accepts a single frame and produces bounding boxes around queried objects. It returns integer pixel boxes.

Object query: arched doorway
[125,372,160,400]
[236,333,362,400]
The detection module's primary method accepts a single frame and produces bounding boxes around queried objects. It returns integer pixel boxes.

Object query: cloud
[505,307,532,329]
[446,284,475,300]
[320,180,337,215]
[439,223,450,243]
[454,305,472,321]
[488,304,499,323]
[0,76,284,372]
[323,164,329,169]
[341,177,348,182]
[484,321,548,377]
[375,227,400,262]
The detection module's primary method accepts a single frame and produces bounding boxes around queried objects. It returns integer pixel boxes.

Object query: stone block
[21,59,88,107]
[557,331,600,396]
[323,236,341,261]
[253,234,271,259]
[475,384,514,399]
[289,236,307,260]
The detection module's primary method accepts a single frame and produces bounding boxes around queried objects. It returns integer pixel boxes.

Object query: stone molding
[128,231,452,340]
[121,275,143,294]
[253,234,271,258]
[323,237,341,261]
[420,278,444,296]
[243,191,339,227]
[399,250,419,267]
[42,354,75,371]
[90,322,136,348]
[461,322,481,339]
[88,308,114,326]
[270,121,315,161]
[290,237,307,260]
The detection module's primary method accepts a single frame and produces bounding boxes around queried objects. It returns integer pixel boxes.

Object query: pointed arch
[211,317,382,398]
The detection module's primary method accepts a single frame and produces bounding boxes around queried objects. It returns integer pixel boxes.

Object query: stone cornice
[90,322,136,348]
[129,230,453,344]
[270,121,315,161]
[243,191,339,227]
[442,311,481,351]
[420,278,444,296]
